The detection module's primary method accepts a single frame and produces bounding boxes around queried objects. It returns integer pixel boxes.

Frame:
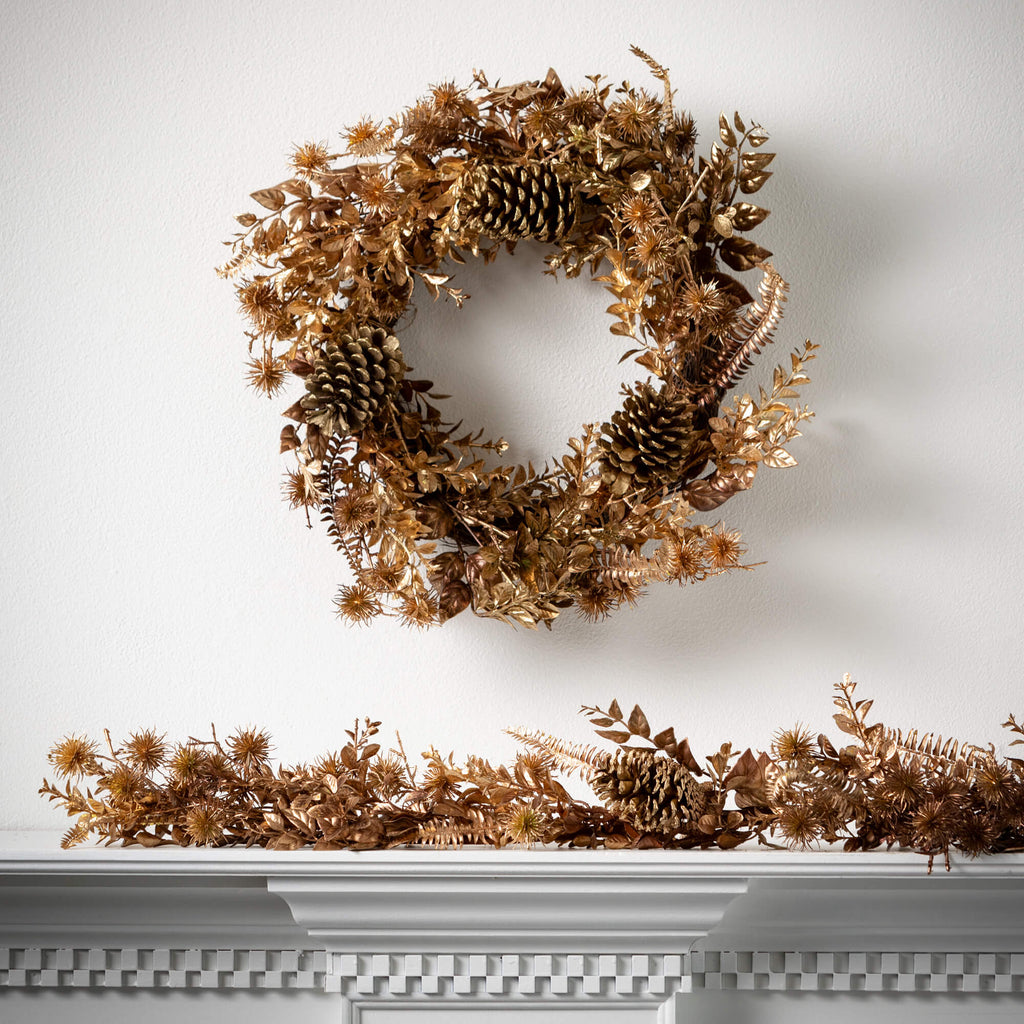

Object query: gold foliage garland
[221,49,816,628]
[42,678,1024,871]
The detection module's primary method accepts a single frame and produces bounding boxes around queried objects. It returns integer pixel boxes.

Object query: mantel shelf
[3,832,1023,954]
[6,829,1024,875]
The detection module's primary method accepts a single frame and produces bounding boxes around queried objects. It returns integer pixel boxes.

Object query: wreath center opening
[398,240,622,469]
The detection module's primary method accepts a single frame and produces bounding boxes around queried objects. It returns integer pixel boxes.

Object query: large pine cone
[592,749,707,834]
[300,324,406,438]
[598,384,694,496]
[461,162,577,243]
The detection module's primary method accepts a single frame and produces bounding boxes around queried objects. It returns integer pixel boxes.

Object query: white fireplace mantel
[2,831,1023,1021]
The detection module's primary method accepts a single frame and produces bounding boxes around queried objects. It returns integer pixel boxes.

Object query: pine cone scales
[301,324,406,438]
[592,749,707,834]
[598,384,694,495]
[462,162,577,242]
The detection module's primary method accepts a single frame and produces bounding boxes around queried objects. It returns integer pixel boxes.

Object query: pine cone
[461,162,577,243]
[592,749,707,834]
[598,384,694,496]
[300,324,406,438]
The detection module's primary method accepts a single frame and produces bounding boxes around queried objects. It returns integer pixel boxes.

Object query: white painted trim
[4,946,1024,1000]
[690,950,1024,994]
[0,948,329,989]
[5,830,1024,878]
[268,872,744,952]
[2,833,1022,1010]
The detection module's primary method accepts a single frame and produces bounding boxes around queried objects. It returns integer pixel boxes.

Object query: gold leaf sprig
[771,675,1024,870]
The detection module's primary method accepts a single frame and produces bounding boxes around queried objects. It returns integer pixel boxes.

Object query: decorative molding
[0,948,686,1003]
[0,948,328,989]
[7,947,1024,1001]
[323,952,686,998]
[268,871,744,953]
[690,950,1024,994]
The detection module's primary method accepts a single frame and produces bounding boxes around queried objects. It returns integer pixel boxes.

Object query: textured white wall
[2,0,1023,830]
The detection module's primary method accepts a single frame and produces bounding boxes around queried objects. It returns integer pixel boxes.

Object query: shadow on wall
[385,134,967,672]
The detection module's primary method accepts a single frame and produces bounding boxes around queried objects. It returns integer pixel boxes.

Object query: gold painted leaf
[628,705,651,739]
[762,447,797,469]
[595,729,631,743]
[834,713,860,736]
[720,238,773,272]
[718,113,737,148]
[731,203,770,231]
[709,143,730,174]
[281,178,312,199]
[741,151,776,172]
[739,170,772,194]
[717,831,747,849]
[629,170,652,191]
[265,218,287,248]
[653,727,676,750]
[250,187,286,211]
[280,425,299,453]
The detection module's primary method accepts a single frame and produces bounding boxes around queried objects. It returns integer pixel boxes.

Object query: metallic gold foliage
[40,683,1023,863]
[770,675,1024,871]
[220,51,815,628]
[289,141,331,179]
[244,354,288,397]
[48,735,99,779]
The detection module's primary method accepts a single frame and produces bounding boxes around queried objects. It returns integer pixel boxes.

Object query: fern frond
[699,266,788,407]
[415,814,494,848]
[505,728,609,778]
[320,505,362,572]
[216,248,258,280]
[596,542,680,584]
[318,437,365,573]
[882,727,989,768]
[629,44,674,123]
[61,820,92,849]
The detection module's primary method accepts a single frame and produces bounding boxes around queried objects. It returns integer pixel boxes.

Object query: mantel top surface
[3,831,1023,881]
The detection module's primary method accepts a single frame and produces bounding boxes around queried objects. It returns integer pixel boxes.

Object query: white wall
[3,0,1023,830]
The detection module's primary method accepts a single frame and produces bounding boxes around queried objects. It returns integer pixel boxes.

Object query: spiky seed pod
[300,324,407,438]
[591,748,707,834]
[460,162,577,243]
[597,384,695,496]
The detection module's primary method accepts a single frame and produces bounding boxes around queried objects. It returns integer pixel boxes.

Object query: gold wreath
[220,48,816,628]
